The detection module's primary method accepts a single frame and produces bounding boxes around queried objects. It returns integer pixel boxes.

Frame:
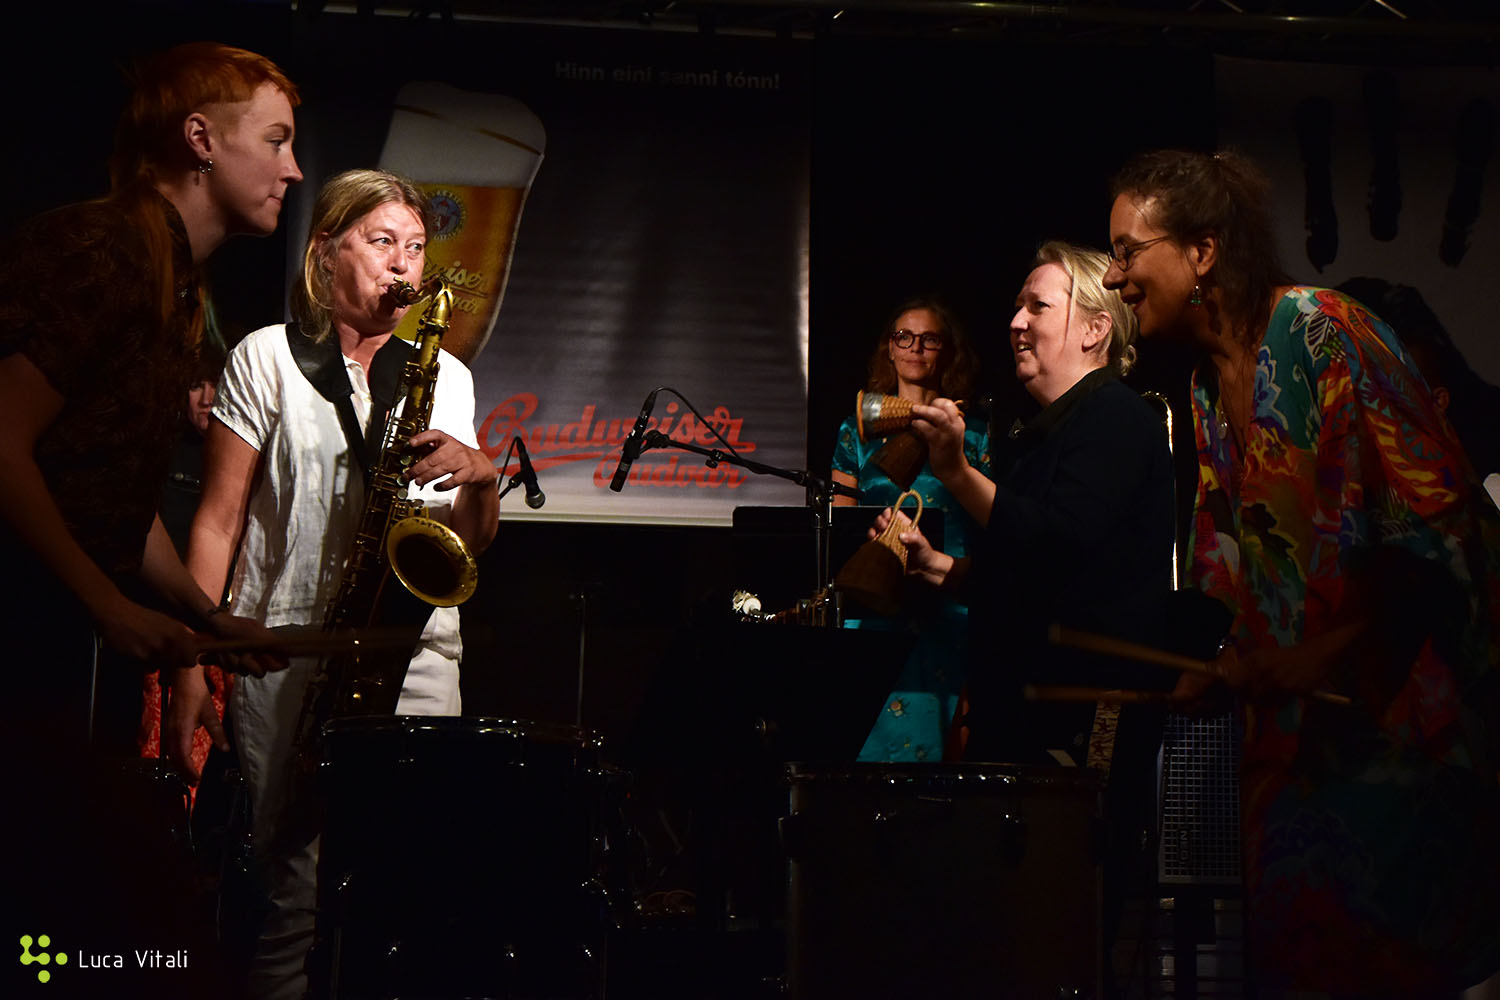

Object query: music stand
[724,620,912,763]
[730,506,821,619]
[730,505,945,622]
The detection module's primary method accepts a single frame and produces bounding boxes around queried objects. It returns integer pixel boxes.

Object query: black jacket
[964,369,1177,763]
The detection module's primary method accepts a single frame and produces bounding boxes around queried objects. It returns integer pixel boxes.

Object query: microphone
[609,389,659,493]
[511,436,546,509]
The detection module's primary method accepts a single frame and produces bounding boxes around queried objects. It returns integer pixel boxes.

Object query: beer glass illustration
[380,81,546,364]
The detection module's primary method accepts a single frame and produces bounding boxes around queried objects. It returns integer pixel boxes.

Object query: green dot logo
[19,934,67,984]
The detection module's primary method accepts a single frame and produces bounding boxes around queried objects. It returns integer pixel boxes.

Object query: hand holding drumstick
[1045,625,1352,707]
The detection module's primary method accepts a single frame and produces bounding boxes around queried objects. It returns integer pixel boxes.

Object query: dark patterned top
[0,191,199,578]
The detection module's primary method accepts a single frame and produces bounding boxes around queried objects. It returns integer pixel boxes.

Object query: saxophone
[292,278,479,757]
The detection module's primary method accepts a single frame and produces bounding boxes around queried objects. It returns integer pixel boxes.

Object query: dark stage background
[5,3,1494,995]
[5,8,1497,990]
[4,4,1220,747]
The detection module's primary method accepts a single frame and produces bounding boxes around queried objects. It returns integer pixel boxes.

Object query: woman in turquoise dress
[831,296,991,762]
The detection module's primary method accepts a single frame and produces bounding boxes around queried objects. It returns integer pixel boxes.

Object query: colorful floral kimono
[1187,286,1500,993]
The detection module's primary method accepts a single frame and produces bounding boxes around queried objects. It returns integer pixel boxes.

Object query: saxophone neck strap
[284,322,414,482]
[365,334,414,467]
[368,337,412,414]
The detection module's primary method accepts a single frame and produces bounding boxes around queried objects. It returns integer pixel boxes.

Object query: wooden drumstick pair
[196,624,423,658]
[1036,624,1352,707]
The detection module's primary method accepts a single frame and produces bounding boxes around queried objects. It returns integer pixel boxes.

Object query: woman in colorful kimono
[1102,147,1500,998]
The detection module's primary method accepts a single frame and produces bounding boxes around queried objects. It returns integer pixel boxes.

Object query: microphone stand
[632,429,860,596]
[495,437,536,507]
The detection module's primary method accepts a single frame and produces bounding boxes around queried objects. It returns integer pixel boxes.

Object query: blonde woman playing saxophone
[182,168,498,1000]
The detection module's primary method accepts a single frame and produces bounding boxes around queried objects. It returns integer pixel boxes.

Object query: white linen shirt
[215,322,483,710]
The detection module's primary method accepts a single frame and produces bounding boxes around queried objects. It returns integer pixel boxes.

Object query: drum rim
[783,760,1104,790]
[322,715,603,747]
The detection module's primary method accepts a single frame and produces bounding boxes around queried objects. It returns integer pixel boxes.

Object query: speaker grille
[1158,711,1242,885]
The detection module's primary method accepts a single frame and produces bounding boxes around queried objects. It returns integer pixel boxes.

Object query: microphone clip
[498,435,546,509]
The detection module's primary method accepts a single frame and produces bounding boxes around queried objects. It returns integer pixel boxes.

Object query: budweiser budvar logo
[478,393,754,490]
[389,183,527,361]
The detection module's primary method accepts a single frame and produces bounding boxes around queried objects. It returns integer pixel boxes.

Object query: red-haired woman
[0,41,302,984]
[0,41,300,745]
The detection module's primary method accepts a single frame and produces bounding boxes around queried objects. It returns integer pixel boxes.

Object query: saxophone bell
[386,510,478,607]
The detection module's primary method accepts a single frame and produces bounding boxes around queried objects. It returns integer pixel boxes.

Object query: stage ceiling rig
[298,0,1500,64]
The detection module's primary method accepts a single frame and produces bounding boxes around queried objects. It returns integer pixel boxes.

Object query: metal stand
[633,428,858,595]
[495,436,530,506]
[570,583,595,729]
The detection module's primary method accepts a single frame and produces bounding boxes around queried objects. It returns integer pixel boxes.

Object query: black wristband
[194,602,229,631]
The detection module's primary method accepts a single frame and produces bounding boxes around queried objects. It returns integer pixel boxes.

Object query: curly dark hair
[1110,149,1292,344]
[863,295,978,401]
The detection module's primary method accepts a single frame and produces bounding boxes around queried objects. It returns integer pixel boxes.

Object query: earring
[1188,283,1203,308]
[198,158,213,175]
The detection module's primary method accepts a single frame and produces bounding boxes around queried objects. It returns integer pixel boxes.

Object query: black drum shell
[312,716,618,1000]
[783,762,1104,1000]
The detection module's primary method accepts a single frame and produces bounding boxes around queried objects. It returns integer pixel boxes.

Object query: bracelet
[197,602,229,630]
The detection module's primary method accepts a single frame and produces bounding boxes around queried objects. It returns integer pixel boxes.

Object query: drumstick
[1025,684,1180,705]
[196,625,422,657]
[1048,624,1352,707]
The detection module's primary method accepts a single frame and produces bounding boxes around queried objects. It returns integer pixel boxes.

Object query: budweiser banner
[290,28,811,525]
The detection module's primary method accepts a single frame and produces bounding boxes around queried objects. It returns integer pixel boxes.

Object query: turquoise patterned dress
[832,413,992,762]
[1187,287,1500,992]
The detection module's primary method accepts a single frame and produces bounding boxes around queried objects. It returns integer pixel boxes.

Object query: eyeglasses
[1108,235,1172,271]
[890,329,945,351]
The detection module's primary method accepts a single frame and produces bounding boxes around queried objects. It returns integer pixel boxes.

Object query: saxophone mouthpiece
[389,279,422,306]
[389,278,446,306]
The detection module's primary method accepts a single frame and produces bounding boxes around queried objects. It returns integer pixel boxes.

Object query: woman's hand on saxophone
[405,429,501,554]
[404,429,499,490]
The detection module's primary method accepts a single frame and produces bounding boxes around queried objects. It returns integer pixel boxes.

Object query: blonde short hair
[1034,240,1139,375]
[290,169,432,343]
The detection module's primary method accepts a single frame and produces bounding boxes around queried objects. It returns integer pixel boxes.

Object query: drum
[310,717,624,1000]
[783,763,1103,1000]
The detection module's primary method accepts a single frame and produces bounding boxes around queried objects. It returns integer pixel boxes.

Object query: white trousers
[231,649,461,1000]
